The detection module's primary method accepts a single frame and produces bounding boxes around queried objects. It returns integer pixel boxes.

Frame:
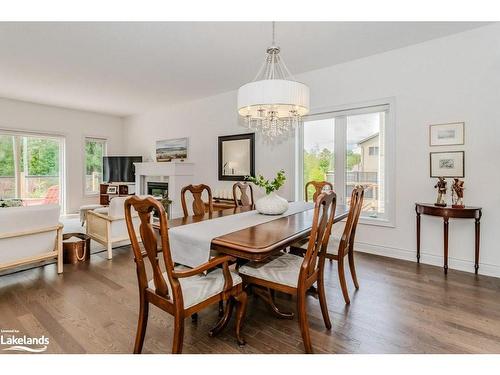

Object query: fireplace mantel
[134,162,194,218]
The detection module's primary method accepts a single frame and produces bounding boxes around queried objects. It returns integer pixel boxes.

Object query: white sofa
[86,196,142,260]
[0,204,63,274]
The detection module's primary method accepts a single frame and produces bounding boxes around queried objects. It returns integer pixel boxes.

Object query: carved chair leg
[172,314,185,354]
[297,291,313,354]
[234,291,248,346]
[257,287,294,319]
[317,273,332,330]
[133,295,149,354]
[348,250,360,289]
[338,257,351,305]
[218,300,224,317]
[209,298,234,337]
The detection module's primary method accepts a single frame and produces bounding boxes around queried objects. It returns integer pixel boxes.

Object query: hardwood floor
[1,246,500,354]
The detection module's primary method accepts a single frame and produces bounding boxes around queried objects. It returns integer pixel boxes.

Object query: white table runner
[169,201,313,268]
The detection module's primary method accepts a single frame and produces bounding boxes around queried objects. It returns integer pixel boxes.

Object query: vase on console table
[246,169,289,215]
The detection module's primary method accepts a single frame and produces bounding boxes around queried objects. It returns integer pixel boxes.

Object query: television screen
[103,156,142,183]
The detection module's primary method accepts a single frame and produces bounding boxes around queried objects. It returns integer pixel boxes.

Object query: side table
[415,203,482,274]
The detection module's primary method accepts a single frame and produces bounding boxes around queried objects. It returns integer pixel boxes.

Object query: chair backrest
[124,196,183,306]
[232,182,254,207]
[300,191,337,282]
[181,184,213,218]
[337,186,364,258]
[305,181,333,202]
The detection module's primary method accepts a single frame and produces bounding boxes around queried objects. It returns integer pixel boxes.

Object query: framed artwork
[429,122,464,146]
[106,186,118,194]
[430,151,464,178]
[156,137,188,162]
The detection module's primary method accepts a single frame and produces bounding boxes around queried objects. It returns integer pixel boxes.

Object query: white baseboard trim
[353,241,500,279]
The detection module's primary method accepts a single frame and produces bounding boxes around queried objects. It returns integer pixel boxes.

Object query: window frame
[0,128,66,213]
[84,136,107,197]
[296,98,396,227]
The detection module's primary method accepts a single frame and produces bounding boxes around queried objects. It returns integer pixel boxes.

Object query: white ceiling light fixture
[237,22,310,139]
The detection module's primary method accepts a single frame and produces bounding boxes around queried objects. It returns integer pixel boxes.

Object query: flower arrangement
[246,169,286,195]
[0,199,24,208]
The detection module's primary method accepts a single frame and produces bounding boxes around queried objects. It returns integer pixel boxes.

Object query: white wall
[124,23,500,277]
[0,98,124,214]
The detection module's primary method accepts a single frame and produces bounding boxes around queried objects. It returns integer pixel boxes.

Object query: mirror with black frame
[218,133,255,181]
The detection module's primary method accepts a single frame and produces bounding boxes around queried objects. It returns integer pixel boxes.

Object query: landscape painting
[156,137,188,162]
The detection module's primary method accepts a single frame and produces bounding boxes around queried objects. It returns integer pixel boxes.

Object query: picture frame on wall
[156,137,189,162]
[430,151,465,178]
[429,122,465,146]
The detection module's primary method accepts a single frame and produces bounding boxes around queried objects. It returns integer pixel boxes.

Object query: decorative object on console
[452,178,465,208]
[246,169,288,215]
[100,183,135,206]
[430,151,464,178]
[434,177,447,207]
[218,133,255,181]
[237,22,310,139]
[429,122,464,146]
[156,137,188,162]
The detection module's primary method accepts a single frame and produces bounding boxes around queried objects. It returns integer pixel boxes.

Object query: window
[299,101,394,225]
[85,138,106,195]
[303,118,334,201]
[0,131,64,207]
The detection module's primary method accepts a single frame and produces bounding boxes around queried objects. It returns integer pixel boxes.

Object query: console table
[415,203,482,274]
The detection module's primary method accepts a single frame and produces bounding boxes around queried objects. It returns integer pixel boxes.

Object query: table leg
[416,212,421,263]
[443,217,449,274]
[475,218,480,274]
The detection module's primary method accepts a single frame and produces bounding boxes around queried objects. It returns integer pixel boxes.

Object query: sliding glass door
[0,132,64,207]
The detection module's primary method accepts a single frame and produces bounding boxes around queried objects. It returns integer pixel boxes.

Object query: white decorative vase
[255,191,289,215]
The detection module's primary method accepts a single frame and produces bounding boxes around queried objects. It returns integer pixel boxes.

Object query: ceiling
[0,22,490,117]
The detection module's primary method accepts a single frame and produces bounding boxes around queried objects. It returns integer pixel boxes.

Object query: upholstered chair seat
[238,253,303,288]
[149,268,242,309]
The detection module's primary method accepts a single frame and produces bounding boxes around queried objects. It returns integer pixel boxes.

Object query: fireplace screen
[147,182,168,198]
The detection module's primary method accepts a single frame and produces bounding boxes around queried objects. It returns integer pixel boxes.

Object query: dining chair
[238,191,337,353]
[232,182,254,207]
[305,180,333,202]
[181,184,213,218]
[326,186,364,304]
[291,186,364,304]
[124,195,247,354]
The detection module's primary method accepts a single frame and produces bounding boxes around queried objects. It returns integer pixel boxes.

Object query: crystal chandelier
[237,22,310,139]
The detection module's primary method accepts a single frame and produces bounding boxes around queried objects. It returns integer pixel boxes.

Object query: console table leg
[416,213,421,263]
[475,219,480,274]
[443,218,449,274]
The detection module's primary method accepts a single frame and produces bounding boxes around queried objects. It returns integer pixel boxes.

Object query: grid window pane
[85,138,106,194]
[303,118,335,201]
[345,112,385,218]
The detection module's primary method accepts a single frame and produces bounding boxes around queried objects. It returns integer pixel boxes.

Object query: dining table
[152,201,349,319]
[153,202,349,263]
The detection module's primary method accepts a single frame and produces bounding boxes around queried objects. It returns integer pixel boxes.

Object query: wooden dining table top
[154,203,349,262]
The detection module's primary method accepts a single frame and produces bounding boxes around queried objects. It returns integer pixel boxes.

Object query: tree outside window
[85,138,106,194]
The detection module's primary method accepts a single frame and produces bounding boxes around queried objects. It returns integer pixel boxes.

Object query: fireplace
[147,182,169,198]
